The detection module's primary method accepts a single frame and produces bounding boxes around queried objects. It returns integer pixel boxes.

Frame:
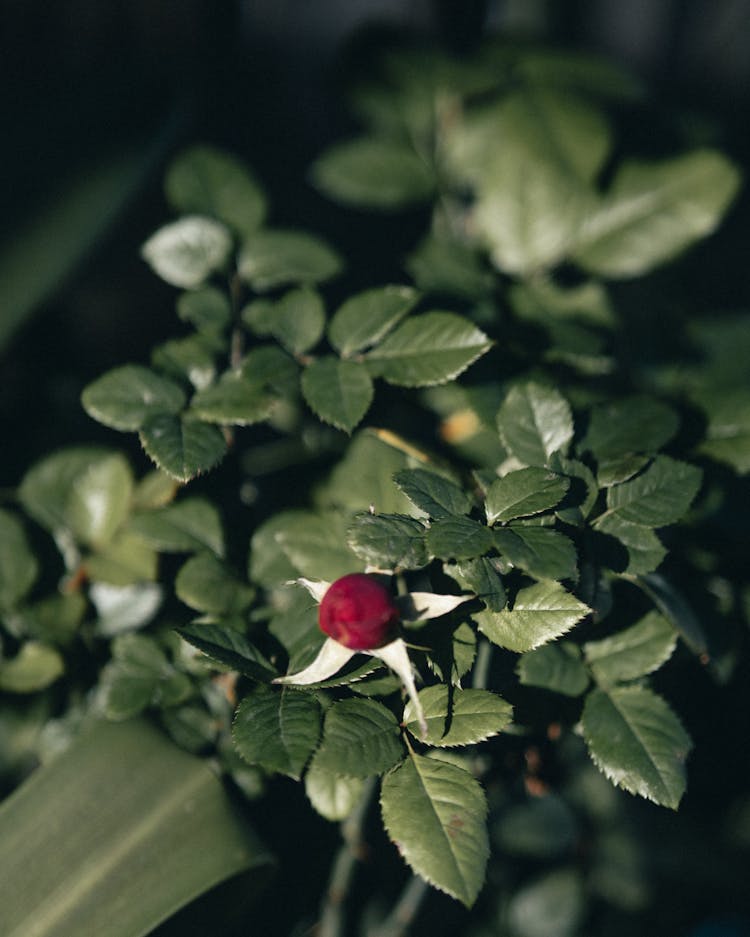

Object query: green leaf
[311,136,434,209]
[495,795,578,860]
[582,396,679,461]
[423,621,477,686]
[84,531,158,587]
[404,686,513,746]
[175,553,255,615]
[497,382,574,466]
[517,641,589,697]
[380,753,489,907]
[485,468,569,524]
[0,510,38,609]
[238,345,300,398]
[233,684,321,779]
[393,468,472,519]
[548,455,599,525]
[581,685,692,809]
[347,513,428,570]
[139,414,227,482]
[603,455,702,527]
[695,387,750,475]
[447,557,506,612]
[90,581,163,637]
[98,634,169,719]
[573,149,741,278]
[129,497,224,556]
[426,516,494,561]
[81,365,187,431]
[0,718,271,937]
[464,89,609,275]
[131,471,178,511]
[365,311,491,387]
[328,285,419,357]
[0,642,64,694]
[596,453,651,488]
[494,526,578,581]
[509,276,616,329]
[66,453,134,549]
[631,572,709,657]
[16,592,86,646]
[301,357,374,433]
[238,229,342,291]
[274,287,326,354]
[311,698,404,777]
[165,144,267,237]
[507,868,585,937]
[476,580,590,652]
[189,370,275,425]
[150,334,219,391]
[177,623,276,682]
[274,512,363,581]
[584,611,676,685]
[405,235,492,300]
[176,286,232,334]
[595,515,666,575]
[304,761,365,821]
[141,216,233,289]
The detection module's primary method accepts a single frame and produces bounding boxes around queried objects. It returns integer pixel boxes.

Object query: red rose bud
[319,573,400,650]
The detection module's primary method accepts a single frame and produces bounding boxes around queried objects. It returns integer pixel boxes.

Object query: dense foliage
[1,35,748,937]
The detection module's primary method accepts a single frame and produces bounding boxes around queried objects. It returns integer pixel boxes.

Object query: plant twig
[317,777,377,937]
[368,874,431,937]
[472,635,493,690]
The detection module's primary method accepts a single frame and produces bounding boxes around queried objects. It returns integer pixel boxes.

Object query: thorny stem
[317,777,378,937]
[367,875,431,937]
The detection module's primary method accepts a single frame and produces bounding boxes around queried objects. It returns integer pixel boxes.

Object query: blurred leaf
[405,235,492,300]
[165,144,267,237]
[0,718,272,937]
[311,698,404,777]
[494,794,578,859]
[347,513,428,570]
[139,414,227,482]
[476,580,589,652]
[485,468,569,524]
[497,382,574,467]
[517,641,589,696]
[233,684,321,779]
[695,387,750,475]
[380,753,488,907]
[189,370,275,426]
[84,531,158,586]
[426,516,494,560]
[506,868,585,937]
[238,229,342,291]
[275,512,363,581]
[304,760,364,821]
[582,396,680,461]
[176,285,232,334]
[404,685,513,746]
[0,509,38,609]
[0,642,64,694]
[509,277,616,329]
[632,572,709,657]
[584,610,676,685]
[328,285,419,357]
[14,592,86,646]
[175,553,255,616]
[394,468,472,520]
[603,455,702,527]
[270,287,326,354]
[301,357,374,433]
[151,334,219,391]
[81,365,186,432]
[581,685,692,809]
[141,216,232,289]
[129,497,224,556]
[365,312,491,387]
[573,150,741,278]
[90,582,163,637]
[311,136,434,209]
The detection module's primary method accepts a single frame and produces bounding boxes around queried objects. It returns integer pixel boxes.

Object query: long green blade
[0,718,273,937]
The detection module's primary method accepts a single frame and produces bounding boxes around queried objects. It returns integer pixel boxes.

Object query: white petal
[289,578,331,603]
[371,638,428,740]
[396,591,472,623]
[273,638,355,685]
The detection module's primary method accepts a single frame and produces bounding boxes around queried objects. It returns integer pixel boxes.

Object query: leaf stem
[317,776,378,937]
[472,636,493,690]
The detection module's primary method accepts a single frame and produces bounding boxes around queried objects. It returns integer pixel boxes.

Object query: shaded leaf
[312,698,404,777]
[81,365,186,431]
[497,382,574,466]
[175,553,255,615]
[507,868,585,937]
[584,611,676,685]
[347,513,428,570]
[129,497,224,556]
[238,229,342,291]
[632,572,709,657]
[365,312,491,387]
[0,509,38,609]
[405,235,492,300]
[447,557,506,612]
[301,357,374,433]
[380,753,489,907]
[328,285,419,357]
[603,455,702,527]
[517,641,589,696]
[311,136,434,209]
[0,642,64,694]
[189,370,275,425]
[404,685,513,746]
[233,684,321,779]
[142,216,232,289]
[581,685,692,809]
[427,516,494,560]
[274,512,362,581]
[305,761,365,821]
[139,414,227,482]
[83,531,157,587]
[176,285,232,334]
[476,580,590,652]
[595,515,666,575]
[494,525,578,581]
[177,622,276,682]
[582,396,679,461]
